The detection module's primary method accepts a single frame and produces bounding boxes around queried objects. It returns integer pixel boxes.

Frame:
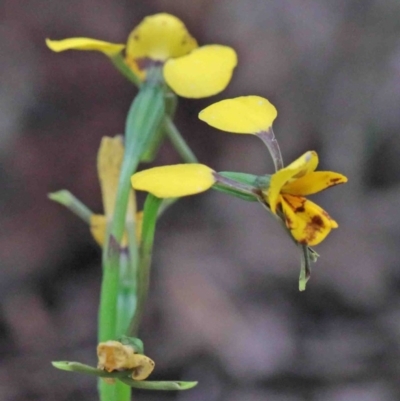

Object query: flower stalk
[129,194,163,336]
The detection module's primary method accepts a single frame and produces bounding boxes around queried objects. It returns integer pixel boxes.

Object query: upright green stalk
[129,194,162,336]
[98,69,165,401]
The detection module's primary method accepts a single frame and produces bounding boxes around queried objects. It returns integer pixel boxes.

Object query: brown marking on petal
[330,177,342,184]
[300,214,326,244]
[285,216,294,229]
[311,215,324,228]
[296,206,305,213]
[133,34,140,40]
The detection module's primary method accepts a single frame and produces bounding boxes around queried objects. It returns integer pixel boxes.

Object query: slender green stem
[157,118,199,216]
[164,117,198,163]
[111,71,165,242]
[116,250,136,335]
[98,71,165,401]
[115,205,140,336]
[115,249,135,401]
[257,128,284,171]
[214,174,261,195]
[129,195,162,336]
[115,380,131,401]
[110,53,141,87]
[299,244,311,291]
[48,190,93,224]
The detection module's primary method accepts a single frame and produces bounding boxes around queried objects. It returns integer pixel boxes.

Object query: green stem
[98,71,165,401]
[164,117,198,163]
[111,71,165,241]
[48,190,93,224]
[110,53,141,87]
[129,195,162,336]
[115,380,131,401]
[116,250,136,336]
[157,118,198,216]
[299,244,311,291]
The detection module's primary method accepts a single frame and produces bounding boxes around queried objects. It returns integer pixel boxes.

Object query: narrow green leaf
[52,361,119,378]
[52,361,198,391]
[48,190,93,224]
[119,378,198,391]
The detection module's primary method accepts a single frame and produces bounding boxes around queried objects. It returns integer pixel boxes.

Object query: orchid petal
[46,38,125,56]
[267,151,318,213]
[97,137,124,218]
[199,96,277,133]
[164,45,237,98]
[281,194,337,246]
[131,164,215,198]
[283,171,348,196]
[126,13,197,62]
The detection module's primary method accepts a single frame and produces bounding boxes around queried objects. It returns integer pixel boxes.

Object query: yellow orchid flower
[91,136,142,247]
[265,151,347,246]
[97,340,155,381]
[131,153,347,246]
[46,13,237,98]
[198,96,348,245]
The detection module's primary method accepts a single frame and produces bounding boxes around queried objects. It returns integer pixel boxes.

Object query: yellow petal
[97,136,124,217]
[97,341,154,380]
[131,164,215,198]
[267,151,318,213]
[163,45,237,98]
[283,171,348,196]
[46,38,125,57]
[97,340,136,372]
[281,194,337,246]
[126,13,197,62]
[130,354,155,381]
[199,96,277,133]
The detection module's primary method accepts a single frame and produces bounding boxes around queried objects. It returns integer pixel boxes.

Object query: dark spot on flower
[330,177,342,184]
[299,239,308,245]
[133,34,140,40]
[296,206,305,213]
[311,215,324,228]
[285,216,294,229]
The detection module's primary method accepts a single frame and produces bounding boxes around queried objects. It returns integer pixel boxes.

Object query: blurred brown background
[2,0,400,400]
